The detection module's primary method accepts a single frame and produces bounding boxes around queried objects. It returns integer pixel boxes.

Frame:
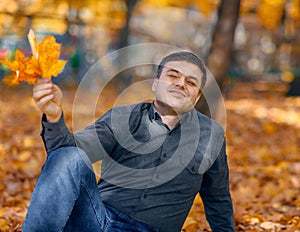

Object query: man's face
[152,60,203,114]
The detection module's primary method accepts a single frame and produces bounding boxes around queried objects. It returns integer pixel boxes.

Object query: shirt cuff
[41,113,68,135]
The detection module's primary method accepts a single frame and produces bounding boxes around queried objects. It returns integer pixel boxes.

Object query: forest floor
[0,81,299,231]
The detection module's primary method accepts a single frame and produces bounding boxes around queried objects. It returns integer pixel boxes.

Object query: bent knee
[47,146,92,170]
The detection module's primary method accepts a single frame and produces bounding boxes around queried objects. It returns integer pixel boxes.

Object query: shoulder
[196,111,225,136]
[110,102,151,114]
[98,102,151,122]
[194,111,226,173]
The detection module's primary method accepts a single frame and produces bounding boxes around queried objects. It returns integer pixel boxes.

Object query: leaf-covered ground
[0,81,299,231]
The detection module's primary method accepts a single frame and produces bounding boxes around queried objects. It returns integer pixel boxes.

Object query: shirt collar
[148,102,196,124]
[149,103,161,122]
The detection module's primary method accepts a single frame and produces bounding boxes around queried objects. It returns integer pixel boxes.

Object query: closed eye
[167,71,179,78]
[187,81,197,86]
[165,68,200,88]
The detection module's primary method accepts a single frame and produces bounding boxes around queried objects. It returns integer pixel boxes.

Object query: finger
[33,84,54,102]
[52,85,61,94]
[33,78,53,91]
[33,82,53,92]
[52,85,63,105]
[36,78,51,84]
[33,88,53,102]
[35,94,54,109]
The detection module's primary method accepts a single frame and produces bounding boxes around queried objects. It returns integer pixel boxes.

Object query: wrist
[46,110,62,123]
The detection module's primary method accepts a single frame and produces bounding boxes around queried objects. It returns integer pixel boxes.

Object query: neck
[161,115,180,130]
[153,100,180,129]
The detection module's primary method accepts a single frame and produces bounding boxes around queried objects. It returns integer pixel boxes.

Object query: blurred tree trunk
[113,0,139,92]
[195,0,240,118]
[116,0,139,49]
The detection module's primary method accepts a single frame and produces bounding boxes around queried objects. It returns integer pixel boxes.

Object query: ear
[195,91,202,105]
[152,77,158,92]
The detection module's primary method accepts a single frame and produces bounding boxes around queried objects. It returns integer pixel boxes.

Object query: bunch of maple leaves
[0,29,67,86]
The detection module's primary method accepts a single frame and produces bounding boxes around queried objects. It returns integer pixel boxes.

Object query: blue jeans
[23,146,158,232]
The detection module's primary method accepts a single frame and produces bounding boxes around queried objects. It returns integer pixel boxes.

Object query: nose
[175,76,186,88]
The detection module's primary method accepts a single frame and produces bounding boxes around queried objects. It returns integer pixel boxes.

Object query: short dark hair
[156,51,207,90]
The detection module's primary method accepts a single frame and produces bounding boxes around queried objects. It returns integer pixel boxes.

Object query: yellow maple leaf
[27,29,39,59]
[27,30,67,79]
[0,49,37,86]
[1,29,67,86]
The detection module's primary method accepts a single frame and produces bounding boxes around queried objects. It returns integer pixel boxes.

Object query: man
[23,51,235,231]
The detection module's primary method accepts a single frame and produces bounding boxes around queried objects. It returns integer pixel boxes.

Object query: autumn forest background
[0,0,300,231]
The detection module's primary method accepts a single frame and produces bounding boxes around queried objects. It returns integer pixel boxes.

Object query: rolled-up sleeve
[199,141,235,231]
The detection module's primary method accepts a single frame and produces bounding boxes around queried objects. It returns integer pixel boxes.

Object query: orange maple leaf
[0,49,37,86]
[27,30,67,78]
[1,29,67,86]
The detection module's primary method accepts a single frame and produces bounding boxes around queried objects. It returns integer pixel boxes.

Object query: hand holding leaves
[0,29,67,86]
[32,78,63,122]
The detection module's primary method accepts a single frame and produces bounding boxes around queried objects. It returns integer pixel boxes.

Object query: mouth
[169,89,187,97]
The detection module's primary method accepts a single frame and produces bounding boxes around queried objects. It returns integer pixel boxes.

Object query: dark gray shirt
[41,102,234,232]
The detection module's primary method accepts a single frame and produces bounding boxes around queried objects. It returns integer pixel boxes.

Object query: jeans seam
[60,195,77,232]
[103,217,113,232]
[79,182,105,227]
[60,174,81,232]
